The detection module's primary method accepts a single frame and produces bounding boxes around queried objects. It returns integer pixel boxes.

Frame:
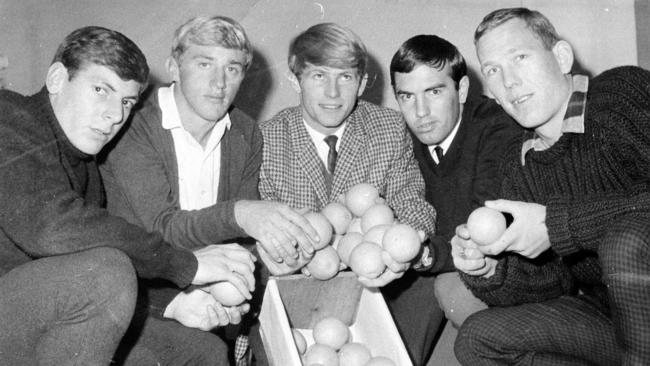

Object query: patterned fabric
[234,334,250,366]
[458,66,650,365]
[259,99,436,237]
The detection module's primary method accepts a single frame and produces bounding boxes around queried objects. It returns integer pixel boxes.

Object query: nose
[415,97,429,118]
[102,101,124,129]
[211,68,226,90]
[325,78,340,98]
[501,67,521,89]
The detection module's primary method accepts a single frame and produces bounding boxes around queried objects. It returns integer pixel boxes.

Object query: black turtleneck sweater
[460,66,650,307]
[0,87,197,313]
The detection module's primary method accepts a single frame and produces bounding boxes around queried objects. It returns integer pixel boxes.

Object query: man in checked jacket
[258,22,443,366]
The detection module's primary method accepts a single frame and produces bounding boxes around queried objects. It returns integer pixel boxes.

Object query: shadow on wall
[235,48,273,122]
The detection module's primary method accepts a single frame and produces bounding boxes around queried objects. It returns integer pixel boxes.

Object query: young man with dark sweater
[452,8,650,366]
[0,26,256,366]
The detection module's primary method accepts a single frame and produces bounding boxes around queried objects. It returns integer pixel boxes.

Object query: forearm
[459,251,577,306]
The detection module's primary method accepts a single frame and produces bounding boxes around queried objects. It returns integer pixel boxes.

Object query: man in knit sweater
[452,8,650,366]
[0,27,256,366]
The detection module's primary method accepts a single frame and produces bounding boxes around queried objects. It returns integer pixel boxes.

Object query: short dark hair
[51,26,149,87]
[474,7,561,50]
[390,34,466,90]
[288,23,367,78]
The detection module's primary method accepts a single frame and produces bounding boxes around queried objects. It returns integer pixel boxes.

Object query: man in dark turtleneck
[0,26,256,366]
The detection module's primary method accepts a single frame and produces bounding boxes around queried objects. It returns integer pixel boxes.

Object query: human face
[47,63,141,155]
[169,45,246,124]
[477,18,573,134]
[394,64,468,146]
[294,64,367,135]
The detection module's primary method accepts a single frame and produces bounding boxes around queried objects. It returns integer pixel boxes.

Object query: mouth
[416,121,438,132]
[205,95,226,103]
[91,128,110,140]
[319,103,342,110]
[510,94,532,106]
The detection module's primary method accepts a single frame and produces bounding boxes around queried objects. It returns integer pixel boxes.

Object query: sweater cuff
[545,199,576,257]
[160,246,197,288]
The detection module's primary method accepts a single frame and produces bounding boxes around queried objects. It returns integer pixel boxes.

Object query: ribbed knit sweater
[0,88,197,307]
[460,66,650,307]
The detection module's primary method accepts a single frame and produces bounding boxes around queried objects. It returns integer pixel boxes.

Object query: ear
[552,40,574,74]
[287,72,301,93]
[357,73,368,97]
[458,75,470,104]
[166,56,181,82]
[45,62,68,94]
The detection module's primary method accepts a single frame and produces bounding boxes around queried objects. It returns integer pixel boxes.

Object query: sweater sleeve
[546,66,650,257]
[459,251,577,306]
[101,106,250,249]
[0,103,196,288]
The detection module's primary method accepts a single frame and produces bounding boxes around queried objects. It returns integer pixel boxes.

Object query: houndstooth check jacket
[259,99,436,238]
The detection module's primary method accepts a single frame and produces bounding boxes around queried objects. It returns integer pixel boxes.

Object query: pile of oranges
[304,183,423,281]
[292,316,397,366]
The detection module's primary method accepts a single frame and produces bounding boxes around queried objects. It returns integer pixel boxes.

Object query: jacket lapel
[290,116,329,207]
[331,108,365,200]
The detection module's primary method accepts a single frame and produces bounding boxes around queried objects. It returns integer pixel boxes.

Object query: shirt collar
[429,115,462,157]
[303,119,346,148]
[159,84,232,131]
[520,74,588,165]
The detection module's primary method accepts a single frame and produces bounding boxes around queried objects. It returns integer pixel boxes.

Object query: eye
[94,86,107,95]
[398,93,413,102]
[226,65,242,75]
[427,88,442,96]
[312,72,324,80]
[198,62,211,69]
[122,99,135,109]
[515,54,527,62]
[483,66,499,77]
[340,73,354,82]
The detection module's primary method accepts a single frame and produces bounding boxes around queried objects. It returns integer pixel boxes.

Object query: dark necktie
[434,146,444,165]
[324,135,338,174]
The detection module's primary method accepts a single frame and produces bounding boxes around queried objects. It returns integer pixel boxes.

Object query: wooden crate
[259,271,412,366]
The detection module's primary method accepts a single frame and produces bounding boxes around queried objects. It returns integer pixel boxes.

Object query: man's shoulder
[589,66,650,97]
[355,99,402,121]
[0,89,49,137]
[228,105,261,141]
[259,105,301,133]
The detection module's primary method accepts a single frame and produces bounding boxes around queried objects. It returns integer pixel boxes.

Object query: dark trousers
[455,212,650,366]
[113,298,230,366]
[383,271,445,366]
[0,247,137,366]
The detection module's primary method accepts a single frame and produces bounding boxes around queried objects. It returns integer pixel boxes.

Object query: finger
[382,251,409,272]
[227,306,243,324]
[228,263,256,292]
[476,226,514,256]
[300,266,311,277]
[212,302,230,326]
[239,303,251,315]
[281,209,320,244]
[484,199,516,214]
[455,224,471,239]
[225,273,253,300]
[258,239,283,263]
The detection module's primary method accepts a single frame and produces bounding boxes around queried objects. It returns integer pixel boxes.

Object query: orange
[346,217,363,234]
[291,328,307,355]
[336,232,363,265]
[345,183,380,217]
[360,203,394,233]
[362,224,390,246]
[366,356,397,366]
[306,245,340,280]
[304,211,334,250]
[348,242,386,279]
[321,202,353,235]
[466,207,506,246]
[338,342,372,366]
[382,223,422,263]
[209,282,246,306]
[304,344,338,366]
[312,316,349,350]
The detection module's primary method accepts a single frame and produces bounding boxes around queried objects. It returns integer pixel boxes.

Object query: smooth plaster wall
[0,0,641,122]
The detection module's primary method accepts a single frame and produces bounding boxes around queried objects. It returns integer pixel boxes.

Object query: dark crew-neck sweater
[460,66,650,307]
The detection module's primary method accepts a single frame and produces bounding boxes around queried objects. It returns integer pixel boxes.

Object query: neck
[534,75,574,147]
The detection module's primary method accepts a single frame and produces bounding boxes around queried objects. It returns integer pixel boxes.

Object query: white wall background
[0,0,639,122]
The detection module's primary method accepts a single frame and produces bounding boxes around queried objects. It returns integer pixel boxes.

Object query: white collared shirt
[303,121,346,169]
[428,117,462,164]
[158,85,231,210]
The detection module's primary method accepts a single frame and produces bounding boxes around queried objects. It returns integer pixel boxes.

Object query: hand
[357,251,409,287]
[192,244,256,300]
[451,224,497,277]
[256,242,309,276]
[480,200,550,258]
[164,289,235,331]
[235,200,320,264]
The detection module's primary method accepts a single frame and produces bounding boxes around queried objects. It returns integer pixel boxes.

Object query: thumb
[484,199,515,214]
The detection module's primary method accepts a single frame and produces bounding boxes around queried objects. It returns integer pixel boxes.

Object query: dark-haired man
[453,7,650,366]
[0,26,255,366]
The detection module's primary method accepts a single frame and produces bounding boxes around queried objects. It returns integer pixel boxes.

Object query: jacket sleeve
[0,107,196,288]
[101,108,251,249]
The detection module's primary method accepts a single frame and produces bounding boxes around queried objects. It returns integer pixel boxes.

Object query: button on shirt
[428,117,461,164]
[303,120,346,172]
[158,85,231,210]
